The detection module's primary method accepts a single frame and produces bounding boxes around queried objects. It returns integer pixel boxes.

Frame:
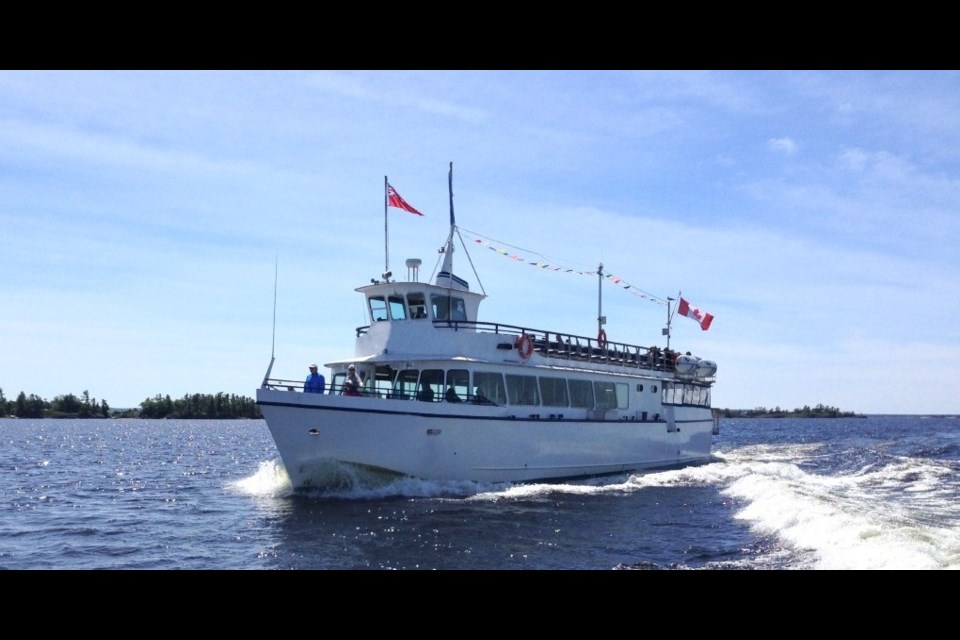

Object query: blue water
[1,415,957,570]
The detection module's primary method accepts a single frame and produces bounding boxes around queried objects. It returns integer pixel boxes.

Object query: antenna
[271,255,278,359]
[261,256,278,388]
[406,258,422,282]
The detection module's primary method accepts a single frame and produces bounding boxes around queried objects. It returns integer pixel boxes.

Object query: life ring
[516,334,534,360]
[597,329,607,350]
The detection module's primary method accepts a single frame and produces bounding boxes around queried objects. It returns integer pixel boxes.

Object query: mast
[597,263,605,339]
[448,161,455,229]
[438,162,456,279]
[383,176,389,275]
[665,297,674,350]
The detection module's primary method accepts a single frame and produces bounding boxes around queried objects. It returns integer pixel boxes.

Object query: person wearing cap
[341,364,362,397]
[304,364,325,394]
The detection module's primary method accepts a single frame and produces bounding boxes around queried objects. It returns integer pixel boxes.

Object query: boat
[256,165,718,489]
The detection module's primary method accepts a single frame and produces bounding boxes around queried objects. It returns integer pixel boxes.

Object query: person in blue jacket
[304,364,325,393]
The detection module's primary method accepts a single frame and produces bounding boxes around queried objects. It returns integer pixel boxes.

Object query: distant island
[718,404,864,418]
[0,388,261,419]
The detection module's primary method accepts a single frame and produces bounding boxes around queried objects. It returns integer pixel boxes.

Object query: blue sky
[2,70,958,414]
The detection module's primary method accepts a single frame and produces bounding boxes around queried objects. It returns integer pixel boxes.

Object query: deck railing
[357,319,684,373]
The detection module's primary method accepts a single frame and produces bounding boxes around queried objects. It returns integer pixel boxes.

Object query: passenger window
[568,379,594,408]
[393,369,419,400]
[539,377,568,407]
[446,369,469,402]
[506,374,540,406]
[418,369,444,402]
[473,371,506,405]
[593,381,617,410]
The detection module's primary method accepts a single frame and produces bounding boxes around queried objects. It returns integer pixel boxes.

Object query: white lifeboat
[696,359,717,378]
[675,354,700,376]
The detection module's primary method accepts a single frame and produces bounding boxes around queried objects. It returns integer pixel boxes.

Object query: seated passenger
[471,388,495,405]
[445,386,461,403]
[418,386,435,402]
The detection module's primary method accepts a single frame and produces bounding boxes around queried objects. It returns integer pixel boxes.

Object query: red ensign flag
[678,297,714,331]
[387,184,424,216]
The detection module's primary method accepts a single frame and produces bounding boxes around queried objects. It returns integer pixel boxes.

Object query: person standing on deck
[304,364,325,394]
[342,364,362,396]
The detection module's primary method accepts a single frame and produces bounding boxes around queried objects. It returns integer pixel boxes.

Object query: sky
[2,70,959,414]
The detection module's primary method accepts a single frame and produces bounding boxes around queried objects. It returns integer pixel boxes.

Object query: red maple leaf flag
[678,297,714,331]
[387,184,425,216]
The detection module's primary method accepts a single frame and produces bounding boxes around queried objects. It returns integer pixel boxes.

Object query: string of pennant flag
[457,227,668,307]
[385,182,714,330]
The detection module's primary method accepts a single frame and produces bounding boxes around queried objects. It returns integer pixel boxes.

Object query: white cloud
[768,137,798,155]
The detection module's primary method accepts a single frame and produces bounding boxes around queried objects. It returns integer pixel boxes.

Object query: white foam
[720,448,960,570]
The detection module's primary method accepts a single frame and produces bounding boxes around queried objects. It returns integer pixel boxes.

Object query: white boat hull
[257,388,714,487]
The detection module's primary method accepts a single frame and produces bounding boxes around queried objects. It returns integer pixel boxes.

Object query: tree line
[718,404,862,418]
[0,388,261,419]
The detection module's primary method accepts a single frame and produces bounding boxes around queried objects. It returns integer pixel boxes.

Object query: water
[1,415,957,570]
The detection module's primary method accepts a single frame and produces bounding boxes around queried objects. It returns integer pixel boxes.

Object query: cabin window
[431,294,467,322]
[539,377,569,407]
[446,369,469,402]
[369,296,388,322]
[568,379,594,408]
[593,381,619,410]
[663,382,681,406]
[615,383,629,409]
[388,295,407,321]
[371,365,398,398]
[418,369,444,402]
[473,371,507,405]
[393,369,420,400]
[407,292,427,319]
[506,374,540,406]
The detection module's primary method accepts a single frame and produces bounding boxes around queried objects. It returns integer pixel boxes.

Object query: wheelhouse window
[431,294,467,322]
[388,295,406,321]
[369,296,388,322]
[407,292,427,319]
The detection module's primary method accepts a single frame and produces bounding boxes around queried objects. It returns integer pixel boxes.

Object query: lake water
[1,415,957,569]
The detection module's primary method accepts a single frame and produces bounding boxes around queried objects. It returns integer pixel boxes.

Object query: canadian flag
[678,297,714,331]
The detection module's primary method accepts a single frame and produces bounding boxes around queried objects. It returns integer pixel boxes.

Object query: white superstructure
[257,168,717,488]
